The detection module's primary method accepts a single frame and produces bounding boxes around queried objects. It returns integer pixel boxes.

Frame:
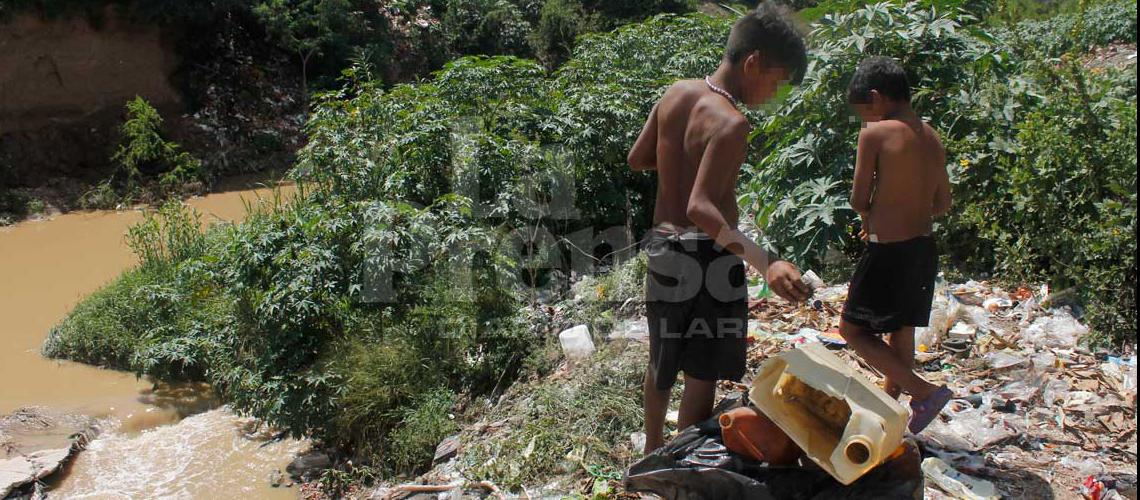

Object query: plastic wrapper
[1102,356,1138,395]
[1060,456,1107,477]
[1021,309,1088,348]
[815,284,849,304]
[982,296,1012,312]
[915,327,936,352]
[1031,351,1058,371]
[924,399,1020,451]
[1042,379,1071,407]
[996,378,1040,402]
[926,291,961,347]
[985,351,1029,371]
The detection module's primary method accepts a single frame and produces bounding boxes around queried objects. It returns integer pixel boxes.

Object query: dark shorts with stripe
[644,233,748,391]
[842,235,939,333]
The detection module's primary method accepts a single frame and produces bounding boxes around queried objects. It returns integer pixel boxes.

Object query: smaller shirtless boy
[838,56,953,434]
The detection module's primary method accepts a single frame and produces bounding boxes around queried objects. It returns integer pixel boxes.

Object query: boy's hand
[859,219,870,241]
[767,260,811,303]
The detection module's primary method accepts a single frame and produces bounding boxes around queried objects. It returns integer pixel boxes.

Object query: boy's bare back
[851,118,950,243]
[633,80,749,231]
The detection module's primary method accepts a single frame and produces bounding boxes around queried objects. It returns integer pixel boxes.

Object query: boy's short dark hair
[724,2,808,85]
[847,56,911,104]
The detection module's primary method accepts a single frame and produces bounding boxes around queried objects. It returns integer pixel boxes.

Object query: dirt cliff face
[0,8,182,190]
[0,9,180,134]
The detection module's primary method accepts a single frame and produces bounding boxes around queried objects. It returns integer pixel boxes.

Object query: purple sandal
[908,385,953,434]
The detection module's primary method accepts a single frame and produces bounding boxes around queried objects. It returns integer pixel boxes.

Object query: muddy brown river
[0,186,305,498]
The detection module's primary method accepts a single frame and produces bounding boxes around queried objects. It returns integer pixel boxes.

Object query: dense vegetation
[0,0,702,221]
[0,0,697,87]
[44,0,1137,490]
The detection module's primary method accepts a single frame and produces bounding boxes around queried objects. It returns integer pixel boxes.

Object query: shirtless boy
[626,3,811,453]
[838,56,953,433]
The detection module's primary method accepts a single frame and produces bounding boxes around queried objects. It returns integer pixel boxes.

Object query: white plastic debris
[933,399,1019,450]
[921,457,999,500]
[607,318,649,341]
[996,378,1040,402]
[800,270,825,290]
[1060,456,1107,477]
[1031,351,1057,371]
[1101,356,1137,395]
[915,327,936,352]
[783,327,820,347]
[630,432,647,452]
[948,323,977,341]
[558,325,595,360]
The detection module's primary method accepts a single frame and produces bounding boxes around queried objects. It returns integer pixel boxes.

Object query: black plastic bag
[624,410,923,500]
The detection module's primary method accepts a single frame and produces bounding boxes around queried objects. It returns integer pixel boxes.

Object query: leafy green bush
[529,0,696,66]
[995,1,1137,57]
[530,0,593,67]
[796,0,992,22]
[126,200,209,269]
[442,0,532,57]
[81,97,204,208]
[947,61,1137,344]
[253,0,363,93]
[743,3,995,264]
[0,187,33,225]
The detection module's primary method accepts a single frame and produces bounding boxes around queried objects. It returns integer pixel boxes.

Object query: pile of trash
[741,275,1138,499]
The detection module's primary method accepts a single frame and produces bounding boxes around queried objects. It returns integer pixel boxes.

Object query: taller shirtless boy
[626,3,812,453]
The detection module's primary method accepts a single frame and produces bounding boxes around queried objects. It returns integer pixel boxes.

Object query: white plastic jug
[750,343,908,485]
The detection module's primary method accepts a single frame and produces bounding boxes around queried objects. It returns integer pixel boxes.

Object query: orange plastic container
[718,406,803,465]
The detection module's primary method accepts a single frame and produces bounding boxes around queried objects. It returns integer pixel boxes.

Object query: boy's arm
[627,102,660,171]
[849,126,879,216]
[932,134,952,216]
[686,116,811,302]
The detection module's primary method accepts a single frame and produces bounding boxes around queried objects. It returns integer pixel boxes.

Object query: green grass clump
[44,200,229,380]
[461,341,645,490]
[387,389,461,475]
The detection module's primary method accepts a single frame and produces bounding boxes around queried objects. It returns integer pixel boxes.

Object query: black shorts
[644,233,748,391]
[842,235,938,333]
